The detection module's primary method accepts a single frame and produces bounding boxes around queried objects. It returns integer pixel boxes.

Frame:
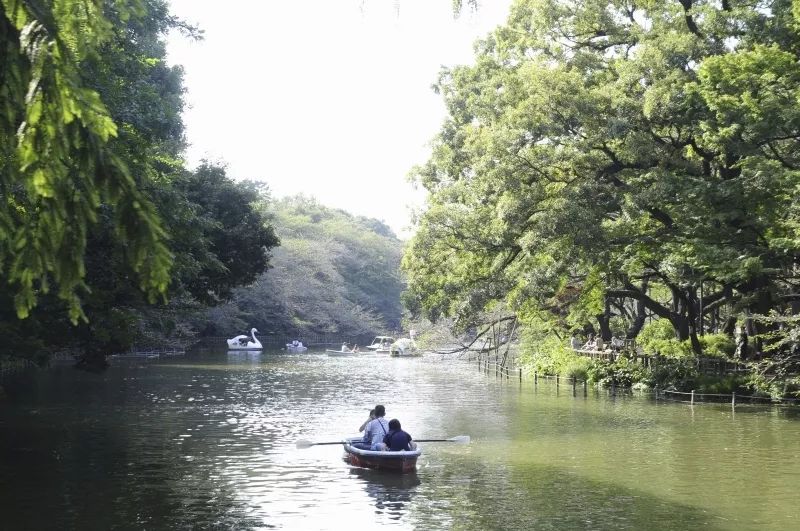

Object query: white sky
[165,0,512,238]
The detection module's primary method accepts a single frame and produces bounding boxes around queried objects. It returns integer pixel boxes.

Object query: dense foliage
[0,1,280,368]
[0,0,173,322]
[404,0,800,374]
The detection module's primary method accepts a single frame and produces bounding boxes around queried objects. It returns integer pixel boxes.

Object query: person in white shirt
[570,334,581,350]
[594,337,604,351]
[353,405,389,450]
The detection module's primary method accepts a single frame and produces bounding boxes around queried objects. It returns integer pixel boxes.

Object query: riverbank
[454,344,800,407]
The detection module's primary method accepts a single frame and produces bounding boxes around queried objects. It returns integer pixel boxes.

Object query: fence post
[534,371,538,385]
[732,392,736,408]
[583,380,587,396]
[691,390,695,405]
[519,368,522,383]
[556,374,559,388]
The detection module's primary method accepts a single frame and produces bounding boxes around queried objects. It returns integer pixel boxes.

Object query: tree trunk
[596,298,613,342]
[686,286,703,354]
[625,278,649,339]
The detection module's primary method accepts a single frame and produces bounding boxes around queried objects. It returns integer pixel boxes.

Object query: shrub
[563,357,592,381]
[650,357,699,391]
[587,357,650,388]
[637,319,675,351]
[693,374,749,395]
[698,333,735,358]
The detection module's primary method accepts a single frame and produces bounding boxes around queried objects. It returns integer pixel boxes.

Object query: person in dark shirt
[382,418,413,451]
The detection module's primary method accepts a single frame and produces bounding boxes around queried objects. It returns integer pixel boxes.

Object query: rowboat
[325,349,360,356]
[342,437,421,473]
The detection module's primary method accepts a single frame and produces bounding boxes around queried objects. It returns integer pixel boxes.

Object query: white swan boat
[390,338,420,357]
[226,328,262,350]
[286,341,308,352]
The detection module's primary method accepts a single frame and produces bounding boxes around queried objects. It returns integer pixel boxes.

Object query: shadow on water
[348,467,421,521]
[430,458,729,531]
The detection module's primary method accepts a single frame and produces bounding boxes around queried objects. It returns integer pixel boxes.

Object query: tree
[169,166,279,304]
[404,0,800,355]
[0,0,173,323]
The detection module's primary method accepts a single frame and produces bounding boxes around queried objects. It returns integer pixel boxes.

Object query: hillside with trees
[197,196,405,343]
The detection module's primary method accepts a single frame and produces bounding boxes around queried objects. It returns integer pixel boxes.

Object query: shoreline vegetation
[400,2,800,407]
[413,318,799,404]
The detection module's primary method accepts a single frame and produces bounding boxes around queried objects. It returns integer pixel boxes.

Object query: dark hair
[388,418,401,430]
[374,405,385,417]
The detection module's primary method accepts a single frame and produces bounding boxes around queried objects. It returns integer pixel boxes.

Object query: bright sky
[165,0,512,238]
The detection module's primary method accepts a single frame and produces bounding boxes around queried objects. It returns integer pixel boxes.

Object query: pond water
[1,349,798,530]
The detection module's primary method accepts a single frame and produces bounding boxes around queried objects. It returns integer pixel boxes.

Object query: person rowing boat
[352,404,388,450]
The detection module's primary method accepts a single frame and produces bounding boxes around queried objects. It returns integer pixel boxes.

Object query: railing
[0,356,36,379]
[571,348,748,375]
[460,351,799,407]
[110,347,186,358]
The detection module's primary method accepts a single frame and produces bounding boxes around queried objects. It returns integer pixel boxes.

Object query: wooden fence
[461,352,798,407]
[572,348,747,375]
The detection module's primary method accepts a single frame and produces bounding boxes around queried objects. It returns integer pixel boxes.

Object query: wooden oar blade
[296,439,352,448]
[414,435,471,444]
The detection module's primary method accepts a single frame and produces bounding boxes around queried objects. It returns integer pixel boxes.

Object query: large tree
[0,2,281,368]
[404,0,800,354]
[0,0,174,322]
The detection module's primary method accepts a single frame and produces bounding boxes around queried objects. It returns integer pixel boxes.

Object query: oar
[415,435,470,444]
[295,435,470,449]
[295,440,349,448]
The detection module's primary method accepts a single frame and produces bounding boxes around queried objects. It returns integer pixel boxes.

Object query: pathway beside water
[1,348,798,529]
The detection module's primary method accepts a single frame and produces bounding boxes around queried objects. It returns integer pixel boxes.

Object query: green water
[1,349,798,529]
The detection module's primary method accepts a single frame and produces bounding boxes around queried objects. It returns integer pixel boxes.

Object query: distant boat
[226,328,262,350]
[326,347,361,356]
[367,336,395,353]
[390,338,420,357]
[286,341,308,352]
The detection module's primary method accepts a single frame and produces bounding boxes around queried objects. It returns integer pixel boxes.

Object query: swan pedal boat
[226,328,262,350]
[343,437,421,473]
[286,344,308,352]
[389,338,421,357]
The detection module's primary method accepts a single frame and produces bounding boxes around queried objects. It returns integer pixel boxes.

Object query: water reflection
[348,467,420,520]
[2,350,799,529]
[225,350,262,361]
